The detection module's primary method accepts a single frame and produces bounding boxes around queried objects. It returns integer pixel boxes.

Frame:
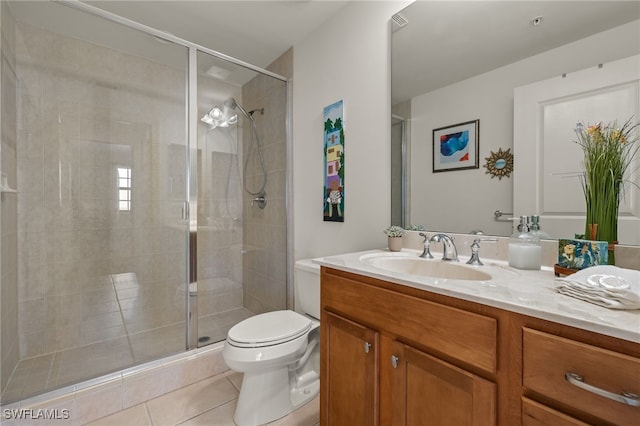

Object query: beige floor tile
[146,375,238,426]
[48,338,134,388]
[84,403,151,426]
[179,400,237,426]
[268,396,319,426]
[224,370,242,391]
[128,323,185,363]
[7,369,318,426]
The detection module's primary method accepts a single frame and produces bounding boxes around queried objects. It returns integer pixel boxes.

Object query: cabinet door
[321,311,378,426]
[389,341,496,426]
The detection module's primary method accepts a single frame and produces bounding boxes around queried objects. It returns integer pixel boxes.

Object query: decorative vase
[388,236,403,252]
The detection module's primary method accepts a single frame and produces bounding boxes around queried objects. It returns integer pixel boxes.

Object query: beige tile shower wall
[1,1,20,396]
[14,21,188,359]
[242,48,291,314]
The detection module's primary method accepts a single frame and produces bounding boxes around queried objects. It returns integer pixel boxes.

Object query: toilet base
[233,366,318,426]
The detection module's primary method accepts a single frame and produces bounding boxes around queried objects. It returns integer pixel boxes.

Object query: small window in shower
[117,167,132,211]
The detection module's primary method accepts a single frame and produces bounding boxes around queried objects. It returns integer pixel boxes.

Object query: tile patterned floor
[85,370,319,426]
[3,298,253,403]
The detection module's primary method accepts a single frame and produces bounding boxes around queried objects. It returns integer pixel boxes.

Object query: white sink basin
[360,252,492,281]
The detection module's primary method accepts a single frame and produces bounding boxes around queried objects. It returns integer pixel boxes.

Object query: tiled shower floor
[2,272,253,403]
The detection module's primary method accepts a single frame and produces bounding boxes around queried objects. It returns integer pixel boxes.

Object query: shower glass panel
[195,51,289,345]
[1,1,189,402]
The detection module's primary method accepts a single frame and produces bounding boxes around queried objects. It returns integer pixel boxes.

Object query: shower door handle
[182,201,190,220]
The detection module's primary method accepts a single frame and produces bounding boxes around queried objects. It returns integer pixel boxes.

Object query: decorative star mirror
[483,148,513,180]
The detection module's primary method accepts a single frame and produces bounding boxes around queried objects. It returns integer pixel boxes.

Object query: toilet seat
[227,310,312,348]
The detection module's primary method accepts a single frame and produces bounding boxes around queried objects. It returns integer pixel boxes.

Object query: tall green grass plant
[574,118,640,263]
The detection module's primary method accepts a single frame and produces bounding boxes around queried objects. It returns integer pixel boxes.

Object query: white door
[513,55,640,245]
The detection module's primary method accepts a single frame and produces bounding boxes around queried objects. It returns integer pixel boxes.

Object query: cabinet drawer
[522,398,589,426]
[322,268,497,373]
[523,328,640,425]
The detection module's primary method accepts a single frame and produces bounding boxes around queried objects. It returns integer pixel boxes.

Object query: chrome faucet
[418,232,433,259]
[429,234,458,261]
[466,238,498,266]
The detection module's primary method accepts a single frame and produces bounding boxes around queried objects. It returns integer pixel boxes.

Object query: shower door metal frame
[186,47,199,350]
[55,0,292,351]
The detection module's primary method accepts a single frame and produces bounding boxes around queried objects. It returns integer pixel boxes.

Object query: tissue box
[558,239,608,270]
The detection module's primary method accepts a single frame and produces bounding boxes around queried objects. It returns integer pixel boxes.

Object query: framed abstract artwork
[432,119,479,172]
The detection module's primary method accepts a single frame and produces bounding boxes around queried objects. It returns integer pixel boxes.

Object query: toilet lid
[227,310,312,347]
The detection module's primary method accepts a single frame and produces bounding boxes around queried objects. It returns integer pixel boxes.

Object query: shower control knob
[251,192,267,209]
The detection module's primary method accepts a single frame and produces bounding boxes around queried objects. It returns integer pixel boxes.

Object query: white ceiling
[7,1,640,99]
[83,0,353,69]
[392,1,640,104]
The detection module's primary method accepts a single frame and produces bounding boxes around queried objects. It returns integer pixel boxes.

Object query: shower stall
[0,0,290,403]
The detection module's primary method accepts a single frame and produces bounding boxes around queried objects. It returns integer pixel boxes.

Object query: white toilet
[223,259,321,426]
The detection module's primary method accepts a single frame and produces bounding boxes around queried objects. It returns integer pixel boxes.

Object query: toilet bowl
[222,259,320,426]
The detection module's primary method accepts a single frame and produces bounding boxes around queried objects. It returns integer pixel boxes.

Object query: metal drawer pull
[565,372,640,407]
[364,342,372,353]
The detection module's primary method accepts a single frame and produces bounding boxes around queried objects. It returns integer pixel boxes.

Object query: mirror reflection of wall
[391,1,640,240]
[391,115,404,227]
[391,100,411,228]
[514,55,640,245]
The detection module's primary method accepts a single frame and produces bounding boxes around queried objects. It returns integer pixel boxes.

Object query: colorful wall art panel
[323,100,345,222]
[432,119,480,172]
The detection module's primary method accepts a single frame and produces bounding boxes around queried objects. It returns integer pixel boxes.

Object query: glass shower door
[2,0,190,402]
[194,52,249,345]
[194,50,289,346]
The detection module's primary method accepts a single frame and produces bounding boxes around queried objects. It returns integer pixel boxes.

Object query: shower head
[224,97,238,110]
[202,98,262,128]
[225,98,264,115]
[201,105,236,128]
[224,97,254,120]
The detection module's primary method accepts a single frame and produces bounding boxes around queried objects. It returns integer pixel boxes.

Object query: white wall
[410,20,640,237]
[292,1,410,259]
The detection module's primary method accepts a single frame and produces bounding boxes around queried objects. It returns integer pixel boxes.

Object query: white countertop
[314,249,640,344]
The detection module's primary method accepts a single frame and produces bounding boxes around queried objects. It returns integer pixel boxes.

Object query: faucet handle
[418,232,434,259]
[466,238,497,266]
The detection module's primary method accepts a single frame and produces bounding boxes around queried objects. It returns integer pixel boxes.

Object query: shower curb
[0,343,228,425]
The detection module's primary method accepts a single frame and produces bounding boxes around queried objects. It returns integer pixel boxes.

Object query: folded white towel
[556,265,640,310]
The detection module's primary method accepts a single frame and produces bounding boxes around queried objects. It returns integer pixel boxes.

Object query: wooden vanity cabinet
[320,267,501,426]
[320,266,640,426]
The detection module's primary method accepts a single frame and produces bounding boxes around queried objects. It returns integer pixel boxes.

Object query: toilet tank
[294,259,321,319]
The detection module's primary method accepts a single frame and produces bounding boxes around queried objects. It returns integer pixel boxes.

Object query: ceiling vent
[391,13,408,32]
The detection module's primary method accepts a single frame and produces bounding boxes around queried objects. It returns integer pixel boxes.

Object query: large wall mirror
[391,1,640,245]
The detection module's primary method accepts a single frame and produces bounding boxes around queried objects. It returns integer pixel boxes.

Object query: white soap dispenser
[529,215,551,240]
[508,216,541,270]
